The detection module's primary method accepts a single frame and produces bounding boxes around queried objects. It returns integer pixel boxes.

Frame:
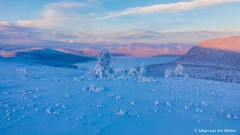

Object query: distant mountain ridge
[0,49,96,68]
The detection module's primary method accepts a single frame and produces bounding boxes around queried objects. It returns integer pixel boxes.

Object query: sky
[0,0,240,52]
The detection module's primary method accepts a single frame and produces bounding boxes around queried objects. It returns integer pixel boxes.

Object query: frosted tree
[89,84,104,92]
[137,62,153,82]
[174,64,184,77]
[127,68,138,79]
[164,64,188,78]
[138,62,146,81]
[114,67,127,80]
[164,69,173,78]
[174,64,188,77]
[139,62,146,78]
[16,68,28,80]
[92,50,114,78]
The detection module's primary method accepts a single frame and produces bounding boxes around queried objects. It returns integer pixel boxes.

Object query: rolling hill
[0,49,96,68]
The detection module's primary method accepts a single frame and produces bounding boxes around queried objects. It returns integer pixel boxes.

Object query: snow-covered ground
[0,56,239,135]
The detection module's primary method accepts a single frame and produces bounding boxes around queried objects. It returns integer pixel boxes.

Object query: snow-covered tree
[89,84,104,92]
[164,69,172,78]
[114,67,127,80]
[87,52,154,82]
[138,62,149,82]
[174,64,184,77]
[92,50,114,78]
[139,62,146,78]
[16,68,28,80]
[174,64,188,77]
[164,64,188,78]
[127,68,138,79]
[126,66,152,82]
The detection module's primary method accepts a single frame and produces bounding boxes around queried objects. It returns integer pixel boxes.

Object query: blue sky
[0,0,240,46]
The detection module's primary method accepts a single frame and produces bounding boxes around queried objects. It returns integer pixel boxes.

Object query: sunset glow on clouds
[98,0,240,20]
[0,0,240,56]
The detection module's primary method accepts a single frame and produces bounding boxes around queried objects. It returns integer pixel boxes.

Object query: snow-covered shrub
[116,109,126,116]
[226,113,232,119]
[139,62,146,78]
[77,64,83,70]
[153,100,160,106]
[164,64,188,78]
[165,101,172,106]
[127,63,145,80]
[128,111,140,117]
[16,68,28,79]
[92,50,114,78]
[89,84,104,92]
[164,69,173,78]
[138,76,153,82]
[114,67,127,80]
[130,101,135,105]
[175,64,185,77]
[137,63,154,82]
[127,68,138,79]
[95,62,153,82]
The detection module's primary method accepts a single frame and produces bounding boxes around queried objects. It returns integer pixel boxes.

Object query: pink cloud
[0,22,43,45]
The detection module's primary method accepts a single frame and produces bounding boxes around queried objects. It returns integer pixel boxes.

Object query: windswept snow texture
[147,37,240,83]
[0,56,239,135]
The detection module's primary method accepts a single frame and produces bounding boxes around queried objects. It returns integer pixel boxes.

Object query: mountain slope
[176,36,240,68]
[146,36,240,83]
[197,36,240,52]
[175,47,240,68]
